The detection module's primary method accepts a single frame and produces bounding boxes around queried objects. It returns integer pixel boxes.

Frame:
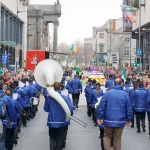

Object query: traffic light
[133,63,136,66]
[8,54,11,63]
[134,58,137,63]
[137,58,140,63]
[133,63,140,67]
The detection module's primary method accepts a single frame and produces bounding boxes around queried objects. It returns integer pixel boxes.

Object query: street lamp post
[16,0,26,72]
[130,35,132,67]
[15,0,19,72]
[139,0,141,69]
[138,0,145,70]
[16,0,29,70]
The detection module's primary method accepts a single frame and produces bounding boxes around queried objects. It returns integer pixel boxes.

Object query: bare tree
[58,42,70,62]
[70,40,84,67]
[83,42,95,66]
[111,34,125,67]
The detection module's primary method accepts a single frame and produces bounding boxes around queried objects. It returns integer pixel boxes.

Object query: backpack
[0,93,6,119]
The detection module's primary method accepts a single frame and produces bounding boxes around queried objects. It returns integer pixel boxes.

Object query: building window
[99,33,104,39]
[99,43,104,52]
[125,37,130,42]
[124,47,129,56]
[133,48,136,54]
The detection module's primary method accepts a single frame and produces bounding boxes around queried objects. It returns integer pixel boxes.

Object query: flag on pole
[121,4,137,24]
[70,44,79,55]
[121,4,137,31]
[124,6,137,23]
[71,51,75,56]
[75,46,79,53]
[70,44,74,52]
[121,68,126,81]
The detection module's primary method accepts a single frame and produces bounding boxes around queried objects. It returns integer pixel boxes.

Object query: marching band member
[28,78,38,118]
[44,82,74,150]
[20,79,30,126]
[69,74,82,109]
[10,83,23,145]
[84,79,93,117]
[133,82,147,133]
[143,85,150,138]
[2,88,22,150]
[89,83,103,126]
[105,74,114,90]
[97,79,132,150]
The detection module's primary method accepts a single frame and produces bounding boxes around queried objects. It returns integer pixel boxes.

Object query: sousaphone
[34,59,71,120]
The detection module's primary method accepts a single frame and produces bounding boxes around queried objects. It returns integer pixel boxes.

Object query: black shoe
[143,128,146,132]
[62,142,66,148]
[27,118,30,121]
[29,115,34,119]
[131,125,134,128]
[18,129,21,133]
[94,123,97,126]
[14,139,18,145]
[62,144,66,148]
[137,129,141,133]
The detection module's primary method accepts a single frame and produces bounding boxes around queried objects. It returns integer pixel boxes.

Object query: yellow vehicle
[88,72,106,86]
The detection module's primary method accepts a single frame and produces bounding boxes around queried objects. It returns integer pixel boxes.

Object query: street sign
[31,61,37,64]
[2,54,8,64]
[137,49,142,56]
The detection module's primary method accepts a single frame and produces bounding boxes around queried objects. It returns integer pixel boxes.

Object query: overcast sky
[30,0,122,44]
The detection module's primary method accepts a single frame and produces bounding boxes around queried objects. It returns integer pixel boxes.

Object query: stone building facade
[0,0,28,67]
[27,1,61,58]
